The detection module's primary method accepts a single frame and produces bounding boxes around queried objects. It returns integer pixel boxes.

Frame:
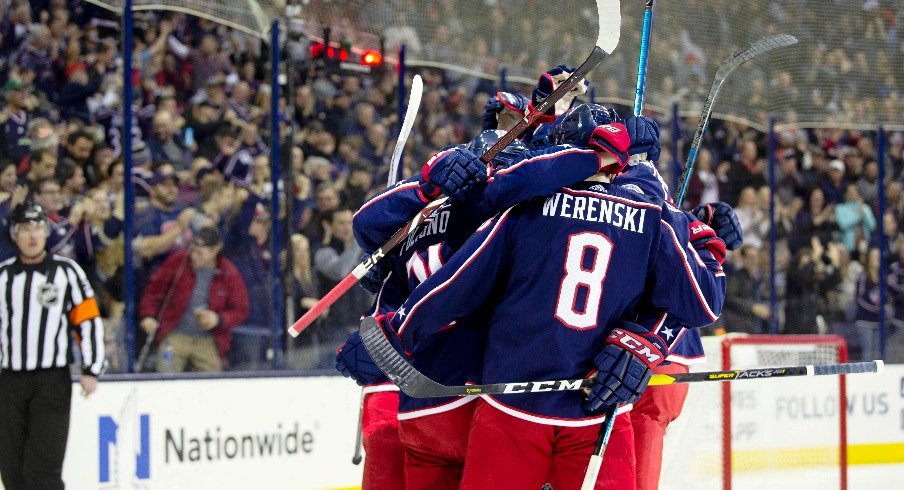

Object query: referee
[0,202,105,490]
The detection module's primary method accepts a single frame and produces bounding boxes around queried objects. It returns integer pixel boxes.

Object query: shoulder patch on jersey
[621,184,644,195]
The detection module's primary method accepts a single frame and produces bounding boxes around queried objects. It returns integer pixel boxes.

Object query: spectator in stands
[821,159,849,204]
[0,79,37,166]
[685,148,719,209]
[24,149,57,185]
[723,140,766,205]
[856,160,880,206]
[55,161,86,214]
[789,187,838,254]
[139,226,249,372]
[312,208,371,366]
[721,244,770,333]
[133,165,195,293]
[285,233,324,369]
[835,185,876,255]
[147,110,190,168]
[31,177,76,259]
[784,237,841,334]
[302,181,341,241]
[734,186,766,249]
[61,129,96,184]
[167,32,235,94]
[854,247,885,361]
[211,123,254,186]
[220,194,275,370]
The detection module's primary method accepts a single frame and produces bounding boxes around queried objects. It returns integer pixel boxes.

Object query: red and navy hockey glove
[584,321,668,412]
[692,202,743,250]
[689,221,727,265]
[335,331,388,386]
[624,115,661,162]
[483,91,529,130]
[531,64,589,122]
[589,123,631,174]
[420,147,488,202]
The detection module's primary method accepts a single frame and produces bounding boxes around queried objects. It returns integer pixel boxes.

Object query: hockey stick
[673,33,798,204]
[581,405,618,490]
[582,5,655,489]
[351,389,365,464]
[346,74,424,466]
[287,0,622,338]
[360,317,883,398]
[387,74,423,186]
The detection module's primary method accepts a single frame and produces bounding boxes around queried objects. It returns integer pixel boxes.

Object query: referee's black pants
[0,368,71,490]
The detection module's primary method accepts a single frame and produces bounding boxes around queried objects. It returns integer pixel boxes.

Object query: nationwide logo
[99,412,151,484]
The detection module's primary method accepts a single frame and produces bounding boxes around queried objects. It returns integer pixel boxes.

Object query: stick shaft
[580,405,618,490]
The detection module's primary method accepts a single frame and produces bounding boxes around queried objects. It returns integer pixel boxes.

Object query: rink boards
[0,360,898,489]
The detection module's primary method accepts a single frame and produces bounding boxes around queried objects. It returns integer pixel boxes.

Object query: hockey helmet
[468,129,529,169]
[550,103,621,147]
[9,202,49,238]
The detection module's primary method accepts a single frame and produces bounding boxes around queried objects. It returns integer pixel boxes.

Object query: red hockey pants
[398,400,477,490]
[631,363,690,490]
[460,398,636,490]
[361,390,405,490]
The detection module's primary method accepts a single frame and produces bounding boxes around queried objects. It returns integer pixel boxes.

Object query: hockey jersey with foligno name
[352,145,611,417]
[388,180,725,424]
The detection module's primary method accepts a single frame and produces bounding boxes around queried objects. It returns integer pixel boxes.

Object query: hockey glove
[420,147,488,202]
[483,91,530,130]
[531,64,589,122]
[359,257,390,295]
[691,202,743,250]
[584,321,668,412]
[335,331,388,386]
[624,115,662,162]
[689,221,727,265]
[588,123,631,174]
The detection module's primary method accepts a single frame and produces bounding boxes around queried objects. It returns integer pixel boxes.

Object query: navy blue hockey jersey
[389,180,725,424]
[352,145,609,417]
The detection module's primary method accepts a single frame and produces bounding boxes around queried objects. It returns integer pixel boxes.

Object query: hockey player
[617,117,745,490]
[370,104,726,490]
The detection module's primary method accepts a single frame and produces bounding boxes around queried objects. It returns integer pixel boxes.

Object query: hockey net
[661,334,848,490]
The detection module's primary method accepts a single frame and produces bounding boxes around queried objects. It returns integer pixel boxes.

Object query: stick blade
[359,316,454,398]
[715,33,798,79]
[595,0,622,54]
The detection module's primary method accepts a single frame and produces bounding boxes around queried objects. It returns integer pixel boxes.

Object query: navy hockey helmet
[468,129,529,169]
[550,103,622,147]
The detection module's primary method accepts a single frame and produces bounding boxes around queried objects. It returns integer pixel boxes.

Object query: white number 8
[554,232,613,330]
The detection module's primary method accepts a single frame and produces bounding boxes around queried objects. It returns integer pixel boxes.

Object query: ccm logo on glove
[607,328,664,367]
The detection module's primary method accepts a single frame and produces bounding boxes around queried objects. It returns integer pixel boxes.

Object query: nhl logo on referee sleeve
[38,283,59,307]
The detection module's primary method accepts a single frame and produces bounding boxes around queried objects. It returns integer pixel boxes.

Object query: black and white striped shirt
[0,255,105,376]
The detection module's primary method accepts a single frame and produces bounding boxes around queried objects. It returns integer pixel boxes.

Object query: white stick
[388,74,423,187]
